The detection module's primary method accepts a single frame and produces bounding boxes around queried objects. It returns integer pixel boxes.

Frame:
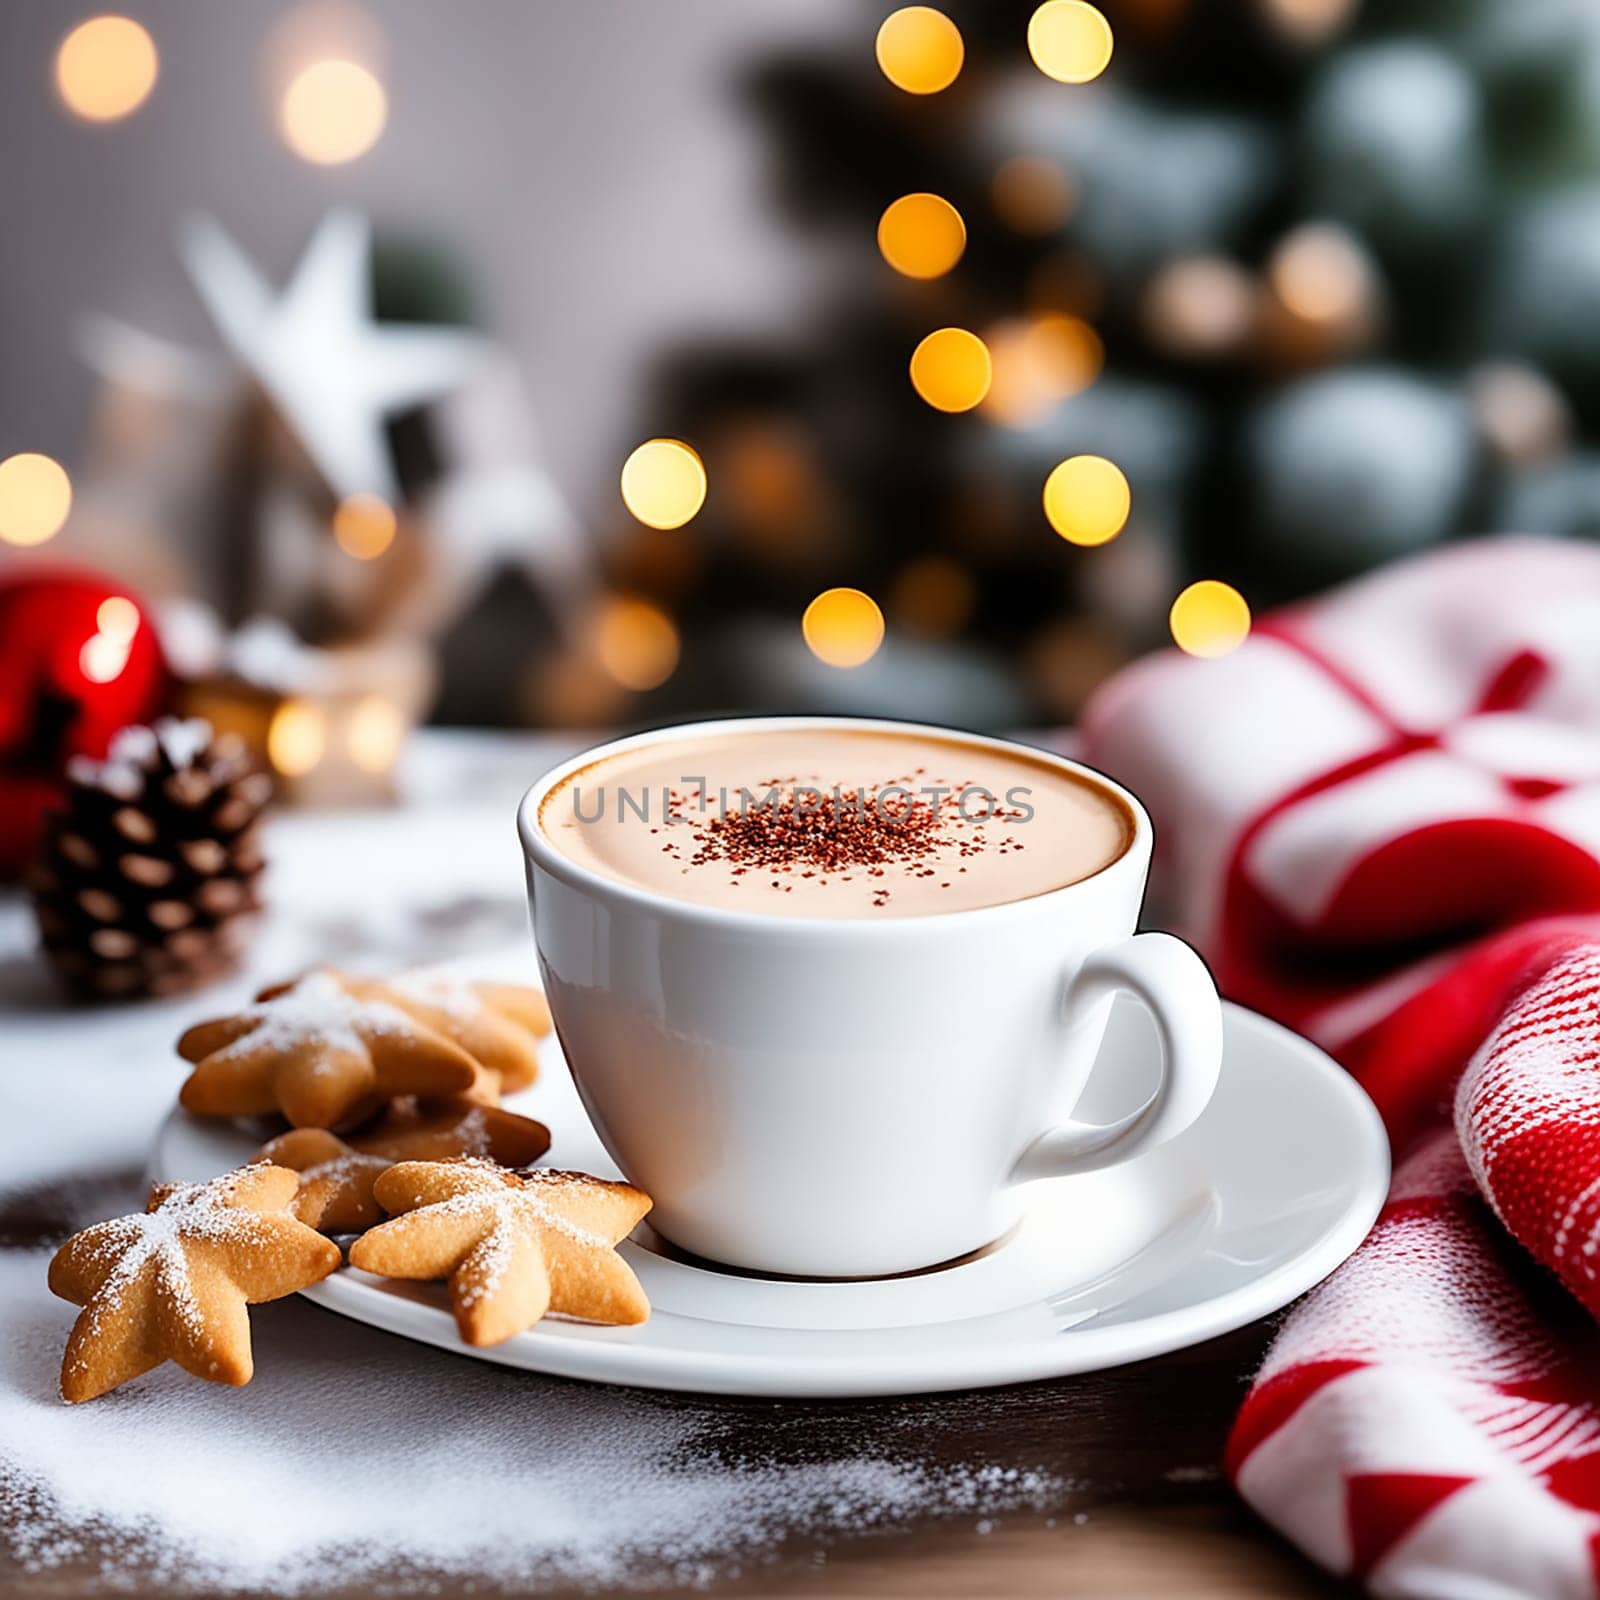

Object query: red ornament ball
[0,566,169,878]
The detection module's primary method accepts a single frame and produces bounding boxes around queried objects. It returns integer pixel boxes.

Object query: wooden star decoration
[180,209,486,500]
[48,1165,341,1402]
[349,1161,652,1346]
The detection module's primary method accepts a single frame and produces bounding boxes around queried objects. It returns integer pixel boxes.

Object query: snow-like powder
[3,1249,1060,1591]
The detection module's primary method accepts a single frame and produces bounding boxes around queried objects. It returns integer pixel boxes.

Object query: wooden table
[0,1189,1342,1600]
[608,1324,1348,1599]
[1,1163,1343,1600]
[0,731,1350,1598]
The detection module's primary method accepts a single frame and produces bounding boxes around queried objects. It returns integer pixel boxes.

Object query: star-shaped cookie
[384,972,550,1097]
[224,969,551,1113]
[177,969,483,1129]
[48,1165,341,1402]
[348,1161,652,1346]
[256,1101,552,1232]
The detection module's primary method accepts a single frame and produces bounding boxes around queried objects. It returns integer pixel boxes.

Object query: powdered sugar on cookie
[49,1168,340,1401]
[350,1163,651,1343]
[389,968,486,1023]
[216,970,411,1062]
[179,971,484,1128]
[62,1195,223,1357]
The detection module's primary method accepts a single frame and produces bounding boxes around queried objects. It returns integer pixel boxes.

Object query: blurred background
[7,0,1600,803]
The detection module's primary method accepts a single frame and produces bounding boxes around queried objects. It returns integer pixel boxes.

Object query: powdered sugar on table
[0,1245,1061,1591]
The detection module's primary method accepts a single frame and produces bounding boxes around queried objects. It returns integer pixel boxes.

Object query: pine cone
[28,718,271,1000]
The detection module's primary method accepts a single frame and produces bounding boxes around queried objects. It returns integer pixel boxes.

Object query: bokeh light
[722,424,821,549]
[1030,314,1103,394]
[1027,617,1127,716]
[526,652,627,728]
[78,593,140,684]
[280,59,387,165]
[0,453,73,547]
[991,156,1076,235]
[620,439,707,530]
[95,596,140,640]
[1470,362,1570,468]
[986,318,1102,428]
[267,700,328,777]
[332,493,398,559]
[1170,580,1251,657]
[55,16,158,122]
[877,193,966,280]
[1043,454,1130,546]
[983,323,1052,428]
[1269,223,1372,326]
[803,588,885,669]
[888,556,975,639]
[346,695,406,773]
[875,7,964,94]
[595,598,680,691]
[1260,0,1358,47]
[1027,1,1114,84]
[910,328,992,412]
[79,631,132,684]
[1142,257,1258,359]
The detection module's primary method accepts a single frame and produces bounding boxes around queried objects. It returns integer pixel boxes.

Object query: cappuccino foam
[540,728,1131,918]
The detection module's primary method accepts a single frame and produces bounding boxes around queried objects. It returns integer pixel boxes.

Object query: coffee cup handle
[1011,932,1223,1183]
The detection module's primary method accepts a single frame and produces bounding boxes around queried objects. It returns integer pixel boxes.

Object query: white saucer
[151,951,1388,1399]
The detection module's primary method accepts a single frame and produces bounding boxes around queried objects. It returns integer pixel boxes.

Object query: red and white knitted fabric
[1082,539,1600,1597]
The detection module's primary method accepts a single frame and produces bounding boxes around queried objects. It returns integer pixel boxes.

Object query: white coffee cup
[517,716,1222,1279]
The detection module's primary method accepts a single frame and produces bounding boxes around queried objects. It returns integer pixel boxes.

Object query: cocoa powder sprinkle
[643,774,1036,907]
[680,784,949,883]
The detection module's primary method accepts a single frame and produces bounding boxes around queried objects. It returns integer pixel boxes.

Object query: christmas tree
[615,0,1600,725]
